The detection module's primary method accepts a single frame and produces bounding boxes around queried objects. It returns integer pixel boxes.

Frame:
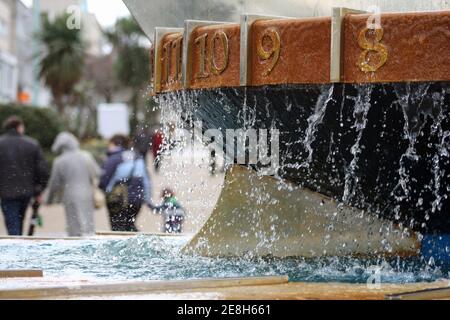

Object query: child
[149,188,185,234]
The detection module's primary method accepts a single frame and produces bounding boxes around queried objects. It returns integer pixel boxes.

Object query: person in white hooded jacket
[46,132,100,236]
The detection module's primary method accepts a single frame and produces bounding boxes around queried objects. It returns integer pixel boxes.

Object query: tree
[38,13,85,116]
[106,17,150,134]
[84,53,119,104]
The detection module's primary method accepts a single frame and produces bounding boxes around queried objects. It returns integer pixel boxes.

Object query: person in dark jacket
[99,135,130,194]
[99,134,151,232]
[0,116,49,235]
[133,127,153,161]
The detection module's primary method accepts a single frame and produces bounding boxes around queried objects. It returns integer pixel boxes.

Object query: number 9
[256,27,281,76]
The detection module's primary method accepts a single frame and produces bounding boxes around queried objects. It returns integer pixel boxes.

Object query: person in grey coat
[46,132,100,236]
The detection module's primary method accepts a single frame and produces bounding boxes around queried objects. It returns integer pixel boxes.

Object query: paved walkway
[0,146,224,237]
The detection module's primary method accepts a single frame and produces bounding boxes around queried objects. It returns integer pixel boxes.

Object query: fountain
[1,0,450,300]
[123,0,450,259]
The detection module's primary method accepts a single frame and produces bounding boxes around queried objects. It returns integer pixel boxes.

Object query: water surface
[1,236,448,284]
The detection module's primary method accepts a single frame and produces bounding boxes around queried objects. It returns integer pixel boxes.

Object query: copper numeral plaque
[188,24,240,89]
[249,17,331,86]
[343,11,450,83]
[158,32,183,92]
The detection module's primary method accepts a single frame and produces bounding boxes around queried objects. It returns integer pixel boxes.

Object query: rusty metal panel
[154,29,184,93]
[184,22,240,89]
[248,17,331,86]
[342,11,450,83]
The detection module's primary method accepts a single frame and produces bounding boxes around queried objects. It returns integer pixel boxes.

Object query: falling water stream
[301,85,335,168]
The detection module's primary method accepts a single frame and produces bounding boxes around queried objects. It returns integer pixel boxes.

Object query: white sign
[97,103,130,139]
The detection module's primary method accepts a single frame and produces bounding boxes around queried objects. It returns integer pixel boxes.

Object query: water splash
[301,85,334,168]
[342,84,373,203]
[0,237,447,284]
[394,84,430,198]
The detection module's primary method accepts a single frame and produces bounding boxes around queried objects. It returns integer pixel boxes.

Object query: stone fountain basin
[1,235,449,300]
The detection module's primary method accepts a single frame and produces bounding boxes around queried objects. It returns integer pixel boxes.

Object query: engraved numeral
[194,33,209,79]
[194,31,230,79]
[172,37,183,81]
[257,27,281,77]
[357,27,388,73]
[149,48,154,85]
[160,36,183,86]
[161,41,171,84]
[210,31,229,75]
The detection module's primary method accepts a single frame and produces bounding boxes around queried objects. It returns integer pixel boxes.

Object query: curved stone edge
[182,165,420,258]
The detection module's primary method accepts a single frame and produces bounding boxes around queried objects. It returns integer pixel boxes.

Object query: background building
[0,0,18,103]
[0,0,106,105]
[16,0,36,104]
[0,0,50,105]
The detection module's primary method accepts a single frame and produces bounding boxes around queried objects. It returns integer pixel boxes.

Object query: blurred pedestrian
[149,188,185,234]
[152,129,164,172]
[46,132,100,237]
[100,135,151,232]
[133,127,153,161]
[0,116,49,236]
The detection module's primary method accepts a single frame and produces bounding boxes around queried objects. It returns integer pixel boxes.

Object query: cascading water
[392,84,427,223]
[342,85,373,204]
[301,85,335,168]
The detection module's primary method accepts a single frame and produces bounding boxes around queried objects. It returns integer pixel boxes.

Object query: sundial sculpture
[124,0,450,258]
